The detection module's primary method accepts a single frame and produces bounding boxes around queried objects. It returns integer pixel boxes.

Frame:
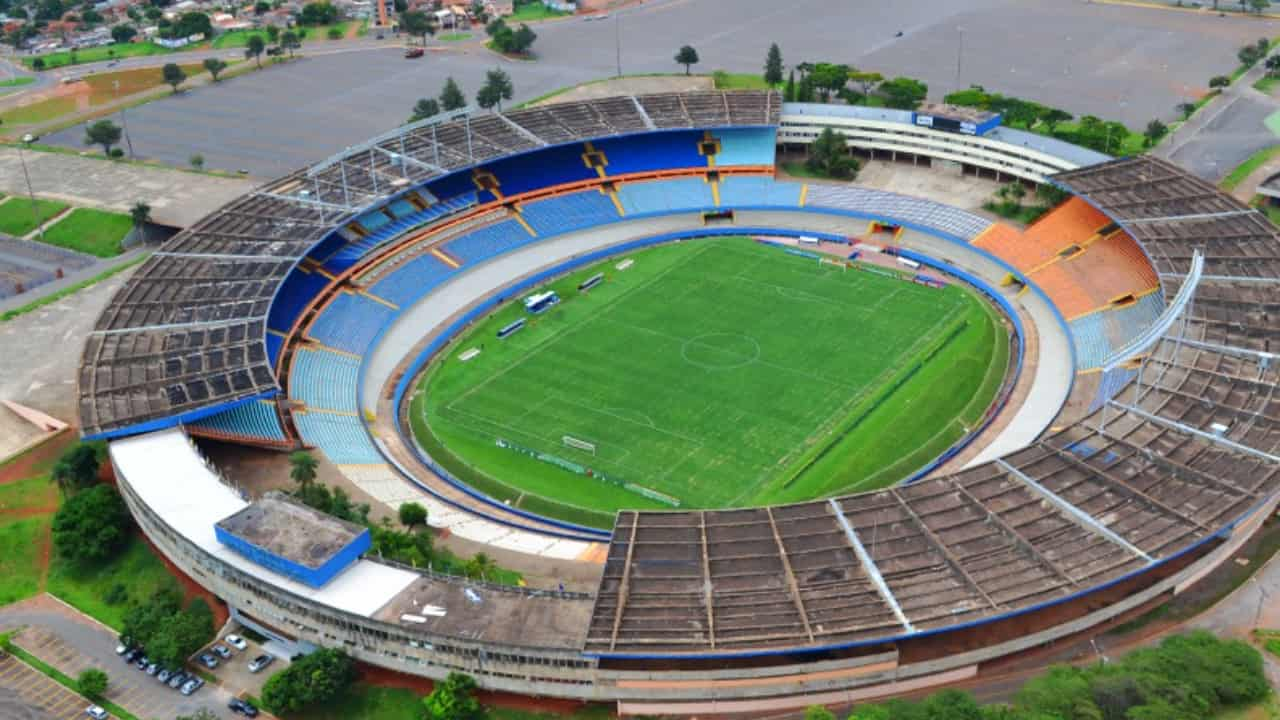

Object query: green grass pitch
[410,237,1010,528]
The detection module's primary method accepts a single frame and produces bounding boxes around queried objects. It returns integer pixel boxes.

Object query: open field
[20,42,174,70]
[0,197,67,236]
[413,237,1007,527]
[0,63,210,127]
[39,207,132,258]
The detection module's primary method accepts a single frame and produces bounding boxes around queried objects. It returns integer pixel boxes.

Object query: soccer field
[410,237,1010,528]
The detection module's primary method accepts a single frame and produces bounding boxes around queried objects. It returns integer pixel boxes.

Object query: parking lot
[195,632,286,706]
[0,652,91,720]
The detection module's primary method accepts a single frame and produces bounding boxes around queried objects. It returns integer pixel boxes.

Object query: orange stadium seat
[977,197,1112,274]
[1031,230,1160,319]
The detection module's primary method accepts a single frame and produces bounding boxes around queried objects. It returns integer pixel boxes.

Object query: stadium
[80,89,1280,715]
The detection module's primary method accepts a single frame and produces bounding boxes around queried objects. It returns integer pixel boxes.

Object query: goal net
[563,436,596,455]
[819,257,848,271]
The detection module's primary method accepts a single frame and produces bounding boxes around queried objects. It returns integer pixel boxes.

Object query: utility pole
[614,11,621,78]
[18,133,44,242]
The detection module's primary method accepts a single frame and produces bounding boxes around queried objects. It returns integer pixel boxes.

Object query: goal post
[819,257,848,271]
[563,435,596,455]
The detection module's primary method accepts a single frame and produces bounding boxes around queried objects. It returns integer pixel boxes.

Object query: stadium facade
[85,90,1280,715]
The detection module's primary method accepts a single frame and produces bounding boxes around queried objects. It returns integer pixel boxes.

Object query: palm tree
[130,201,151,246]
[289,450,318,493]
[466,552,495,581]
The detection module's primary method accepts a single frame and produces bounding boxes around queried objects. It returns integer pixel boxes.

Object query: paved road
[32,0,1277,176]
[0,595,238,720]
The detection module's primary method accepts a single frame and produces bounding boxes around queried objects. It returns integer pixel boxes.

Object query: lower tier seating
[617,177,714,214]
[294,411,381,465]
[307,292,396,355]
[520,190,620,235]
[442,219,536,265]
[188,399,286,443]
[290,347,360,414]
[718,176,803,207]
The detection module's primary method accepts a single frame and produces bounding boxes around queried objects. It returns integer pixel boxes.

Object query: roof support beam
[630,95,656,130]
[608,512,640,652]
[827,499,915,633]
[996,459,1152,563]
[950,483,1080,588]
[1122,209,1257,224]
[698,511,715,650]
[1107,401,1280,465]
[888,489,1000,610]
[764,507,815,643]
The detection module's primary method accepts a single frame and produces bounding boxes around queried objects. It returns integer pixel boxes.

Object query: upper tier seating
[388,198,419,218]
[187,399,287,443]
[294,411,381,465]
[1069,311,1112,371]
[480,143,598,197]
[442,219,536,265]
[520,190,620,235]
[323,193,477,273]
[617,177,714,214]
[803,184,993,241]
[713,127,777,167]
[291,347,360,414]
[1101,292,1165,350]
[718,176,803,207]
[594,130,706,175]
[367,252,456,308]
[997,197,1111,273]
[1031,231,1161,319]
[266,332,284,368]
[356,209,392,233]
[267,267,329,334]
[307,292,396,355]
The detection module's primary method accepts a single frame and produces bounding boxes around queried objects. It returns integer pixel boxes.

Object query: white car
[224,634,248,651]
[85,706,109,720]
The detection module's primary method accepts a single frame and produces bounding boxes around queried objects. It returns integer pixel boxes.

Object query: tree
[245,34,266,67]
[84,119,123,156]
[50,442,101,496]
[52,484,130,566]
[784,69,796,102]
[280,29,300,56]
[809,62,849,102]
[674,44,699,75]
[476,68,512,111]
[77,668,108,699]
[162,62,186,93]
[327,26,343,39]
[400,10,434,46]
[170,11,212,38]
[110,23,137,43]
[508,23,536,54]
[1176,101,1197,120]
[189,153,204,170]
[878,76,928,110]
[32,57,46,71]
[298,0,337,24]
[261,649,355,714]
[806,127,858,180]
[130,202,151,245]
[1250,0,1271,12]
[464,552,496,580]
[423,672,484,720]
[470,1,488,25]
[439,76,466,110]
[289,450,319,493]
[203,56,227,81]
[1267,54,1280,75]
[849,70,883,99]
[146,599,213,667]
[254,0,270,13]
[802,706,835,720]
[409,98,440,122]
[1209,75,1231,90]
[763,42,783,87]
[1143,119,1168,147]
[399,502,428,528]
[796,73,815,102]
[266,24,280,43]
[1041,107,1073,132]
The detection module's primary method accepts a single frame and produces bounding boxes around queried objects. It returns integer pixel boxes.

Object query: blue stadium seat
[424,169,479,201]
[305,232,349,265]
[595,130,705,175]
[1069,312,1112,371]
[368,253,455,308]
[266,333,284,368]
[294,412,381,465]
[442,220,535,265]
[323,193,477,274]
[617,178,714,214]
[1101,292,1165,349]
[718,176,803,208]
[713,128,777,167]
[388,198,419,219]
[290,348,360,413]
[267,268,329,334]
[357,209,392,233]
[481,144,596,197]
[308,292,396,355]
[188,400,286,442]
[520,190,620,236]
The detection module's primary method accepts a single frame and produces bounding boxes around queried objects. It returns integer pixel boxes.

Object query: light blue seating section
[442,220,534,265]
[1069,312,1112,371]
[617,178,714,215]
[324,193,476,273]
[714,128,777,167]
[266,333,284,368]
[308,292,396,355]
[267,268,329,333]
[291,348,360,414]
[388,198,418,219]
[520,190,619,236]
[1101,292,1165,349]
[718,176,803,207]
[295,412,381,465]
[357,209,391,232]
[595,130,705,175]
[368,253,455,308]
[1087,366,1139,414]
[188,400,286,442]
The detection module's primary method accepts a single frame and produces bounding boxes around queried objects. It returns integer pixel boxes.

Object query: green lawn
[0,76,36,88]
[1254,75,1279,94]
[1221,145,1280,192]
[39,207,133,258]
[45,535,182,630]
[413,238,1008,527]
[0,515,50,606]
[22,42,173,70]
[0,96,78,125]
[508,1,570,21]
[298,684,615,720]
[712,71,772,90]
[439,32,473,42]
[0,198,68,237]
[211,29,268,49]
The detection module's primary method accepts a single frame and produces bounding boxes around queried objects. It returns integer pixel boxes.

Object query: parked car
[198,653,218,669]
[121,649,140,664]
[145,662,159,676]
[229,698,260,717]
[168,671,189,690]
[247,654,274,673]
[212,644,231,659]
[404,47,424,58]
[224,635,247,651]
[157,668,171,683]
[114,643,128,656]
[180,677,204,696]
[85,707,109,720]
[134,655,149,670]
